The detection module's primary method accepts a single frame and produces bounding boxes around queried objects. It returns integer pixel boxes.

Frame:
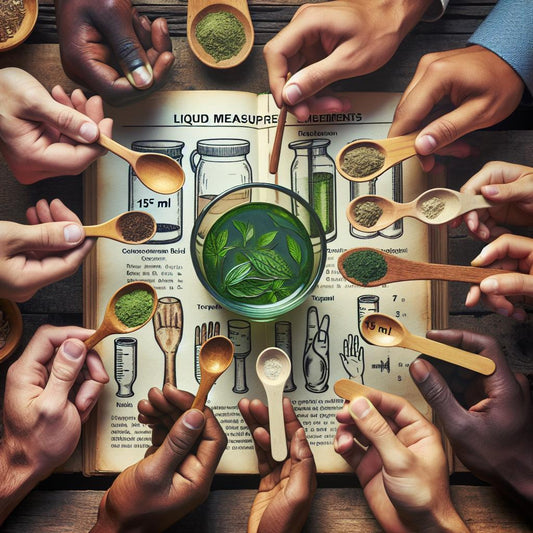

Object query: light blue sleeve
[468,0,533,95]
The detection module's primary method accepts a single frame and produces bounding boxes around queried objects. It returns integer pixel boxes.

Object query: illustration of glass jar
[191,138,252,217]
[357,294,379,337]
[114,337,137,398]
[289,139,337,242]
[128,140,184,244]
[350,160,403,239]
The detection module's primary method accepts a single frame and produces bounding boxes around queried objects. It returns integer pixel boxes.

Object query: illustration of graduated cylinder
[289,139,337,242]
[275,321,296,392]
[114,338,137,398]
[228,319,251,394]
[128,140,184,244]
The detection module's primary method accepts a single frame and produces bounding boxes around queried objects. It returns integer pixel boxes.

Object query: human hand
[0,68,112,183]
[455,161,533,240]
[335,382,468,533]
[0,198,92,302]
[238,397,316,533]
[465,234,533,320]
[389,46,524,171]
[55,0,174,107]
[339,333,365,382]
[0,326,108,523]
[264,0,433,121]
[92,385,227,533]
[410,329,533,511]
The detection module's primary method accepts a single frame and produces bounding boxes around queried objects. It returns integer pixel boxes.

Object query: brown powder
[118,212,155,242]
[421,197,445,219]
[0,0,26,43]
[353,201,383,228]
[341,146,385,178]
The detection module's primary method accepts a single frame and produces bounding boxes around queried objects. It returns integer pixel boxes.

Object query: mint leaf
[257,231,277,248]
[286,235,302,263]
[227,279,272,298]
[247,249,292,279]
[224,262,252,287]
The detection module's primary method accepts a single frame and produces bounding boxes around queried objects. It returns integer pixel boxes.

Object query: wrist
[394,0,434,38]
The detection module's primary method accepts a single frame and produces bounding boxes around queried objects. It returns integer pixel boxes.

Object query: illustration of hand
[339,334,365,384]
[194,321,221,383]
[303,307,330,393]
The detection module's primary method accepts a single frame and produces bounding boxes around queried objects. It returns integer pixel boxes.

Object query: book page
[85,91,431,474]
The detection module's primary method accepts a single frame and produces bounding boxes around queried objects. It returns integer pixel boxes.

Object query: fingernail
[417,134,438,155]
[496,308,509,317]
[471,246,487,266]
[410,358,430,383]
[64,224,83,243]
[161,18,169,36]
[482,185,499,197]
[512,311,526,322]
[481,278,499,292]
[349,397,372,419]
[131,65,153,88]
[63,339,84,360]
[284,83,302,105]
[183,409,205,430]
[83,396,96,411]
[140,15,151,32]
[79,122,99,142]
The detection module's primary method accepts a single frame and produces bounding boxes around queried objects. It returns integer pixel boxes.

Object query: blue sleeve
[468,0,533,96]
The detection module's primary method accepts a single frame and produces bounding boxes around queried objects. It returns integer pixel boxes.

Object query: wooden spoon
[256,347,291,462]
[336,130,421,183]
[98,133,185,194]
[269,73,291,175]
[0,0,38,52]
[192,335,234,410]
[84,211,156,244]
[334,379,377,402]
[360,313,496,375]
[85,281,157,350]
[338,247,513,287]
[187,0,254,69]
[347,188,494,232]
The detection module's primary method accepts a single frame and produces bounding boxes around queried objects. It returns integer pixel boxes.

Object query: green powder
[341,146,385,178]
[115,289,154,328]
[421,196,445,219]
[353,200,383,228]
[195,11,246,63]
[342,250,388,285]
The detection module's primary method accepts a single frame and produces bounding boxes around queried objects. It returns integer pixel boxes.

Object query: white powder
[263,358,282,379]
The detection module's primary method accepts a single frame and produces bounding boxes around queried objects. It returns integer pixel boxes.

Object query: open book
[83,91,446,475]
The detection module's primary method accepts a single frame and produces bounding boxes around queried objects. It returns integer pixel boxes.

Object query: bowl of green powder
[188,5,254,69]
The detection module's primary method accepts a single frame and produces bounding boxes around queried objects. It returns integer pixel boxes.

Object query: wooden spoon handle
[84,324,113,351]
[269,73,292,175]
[457,194,495,215]
[411,263,510,283]
[192,374,216,410]
[98,133,137,163]
[334,379,375,402]
[403,333,495,375]
[381,130,420,161]
[265,385,287,462]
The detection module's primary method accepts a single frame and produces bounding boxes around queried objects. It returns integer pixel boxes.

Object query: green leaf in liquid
[257,231,277,248]
[286,234,302,264]
[247,249,292,280]
[224,262,252,287]
[227,278,272,298]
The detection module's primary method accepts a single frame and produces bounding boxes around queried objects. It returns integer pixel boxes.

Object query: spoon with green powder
[187,0,254,69]
[347,188,495,232]
[337,247,514,288]
[85,281,157,350]
[336,130,422,183]
[360,313,496,375]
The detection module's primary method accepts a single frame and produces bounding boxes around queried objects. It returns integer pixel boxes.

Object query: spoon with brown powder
[336,130,422,183]
[84,211,157,244]
[347,188,495,232]
[338,247,514,287]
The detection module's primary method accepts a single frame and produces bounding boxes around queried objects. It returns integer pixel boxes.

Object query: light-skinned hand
[264,0,434,121]
[455,161,533,241]
[55,0,174,106]
[466,234,533,320]
[0,198,92,302]
[410,329,533,514]
[335,382,468,533]
[389,45,524,171]
[238,397,317,533]
[0,68,112,183]
[0,326,108,524]
[91,386,227,533]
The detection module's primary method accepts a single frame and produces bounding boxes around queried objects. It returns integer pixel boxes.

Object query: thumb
[27,97,100,144]
[152,409,206,476]
[4,221,85,255]
[480,273,533,298]
[43,339,87,398]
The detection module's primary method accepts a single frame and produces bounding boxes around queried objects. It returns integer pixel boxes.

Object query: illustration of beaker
[191,139,252,217]
[357,294,380,337]
[128,140,184,244]
[289,139,337,242]
[275,321,296,392]
[114,337,137,398]
[350,161,403,239]
[228,319,251,394]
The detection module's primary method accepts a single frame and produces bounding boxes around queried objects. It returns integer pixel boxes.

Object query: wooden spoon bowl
[0,0,38,52]
[336,130,420,183]
[338,247,512,287]
[187,0,254,69]
[84,211,156,244]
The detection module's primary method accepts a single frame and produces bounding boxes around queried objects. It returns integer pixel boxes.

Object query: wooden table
[0,1,532,531]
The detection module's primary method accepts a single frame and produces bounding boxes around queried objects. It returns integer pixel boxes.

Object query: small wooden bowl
[0,0,38,52]
[0,299,23,363]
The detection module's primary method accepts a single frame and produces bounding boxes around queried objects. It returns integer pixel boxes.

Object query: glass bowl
[191,183,326,321]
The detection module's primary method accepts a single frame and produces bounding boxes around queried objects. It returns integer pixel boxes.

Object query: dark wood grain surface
[0,0,532,530]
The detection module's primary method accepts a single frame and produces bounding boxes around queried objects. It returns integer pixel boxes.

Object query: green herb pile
[115,289,154,327]
[195,11,246,62]
[341,146,385,178]
[342,249,388,285]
